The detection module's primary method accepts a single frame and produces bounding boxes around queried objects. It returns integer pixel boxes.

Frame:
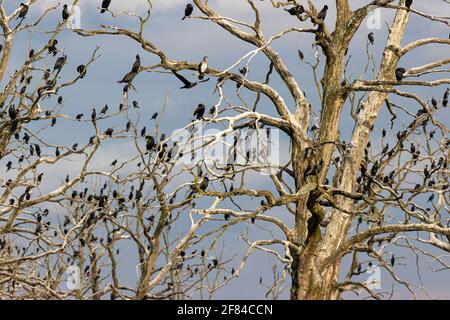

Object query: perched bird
[182,4,193,20]
[285,5,304,16]
[17,3,29,20]
[188,177,209,197]
[405,0,413,9]
[91,108,97,121]
[151,112,158,120]
[368,32,375,45]
[54,55,67,71]
[317,5,328,21]
[104,128,114,136]
[131,54,141,73]
[77,65,86,78]
[198,56,208,75]
[194,104,205,120]
[146,136,156,152]
[62,4,70,21]
[390,254,395,267]
[431,97,437,108]
[101,0,112,13]
[118,71,137,84]
[395,67,406,81]
[76,113,83,120]
[100,105,108,115]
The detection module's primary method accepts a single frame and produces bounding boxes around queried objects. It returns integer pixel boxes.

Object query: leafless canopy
[0,0,449,300]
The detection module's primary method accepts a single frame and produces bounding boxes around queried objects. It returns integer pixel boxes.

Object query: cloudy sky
[2,0,449,299]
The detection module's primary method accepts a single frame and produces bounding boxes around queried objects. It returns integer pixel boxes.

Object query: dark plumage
[317,5,328,21]
[54,55,67,71]
[118,71,137,84]
[62,4,70,21]
[182,4,193,20]
[194,104,205,120]
[368,32,375,45]
[146,136,156,152]
[285,5,304,16]
[395,67,406,81]
[77,65,86,78]
[100,105,108,115]
[171,70,196,89]
[101,0,112,13]
[104,128,114,136]
[17,3,29,20]
[405,0,413,9]
[131,54,141,73]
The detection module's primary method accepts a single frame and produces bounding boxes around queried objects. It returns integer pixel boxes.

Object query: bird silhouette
[395,68,406,81]
[182,4,193,20]
[62,4,70,21]
[17,3,29,20]
[131,55,141,73]
[317,5,328,21]
[368,32,375,45]
[171,70,208,89]
[101,0,112,13]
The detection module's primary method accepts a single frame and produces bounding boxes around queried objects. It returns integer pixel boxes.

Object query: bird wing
[171,70,192,87]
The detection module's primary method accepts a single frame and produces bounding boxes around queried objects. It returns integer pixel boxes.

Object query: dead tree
[1,0,449,300]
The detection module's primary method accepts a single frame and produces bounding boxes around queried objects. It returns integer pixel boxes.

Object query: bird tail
[182,16,186,20]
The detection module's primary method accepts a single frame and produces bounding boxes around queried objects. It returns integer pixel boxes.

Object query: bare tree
[1,0,449,300]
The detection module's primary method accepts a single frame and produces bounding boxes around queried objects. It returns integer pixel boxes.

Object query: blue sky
[2,0,449,299]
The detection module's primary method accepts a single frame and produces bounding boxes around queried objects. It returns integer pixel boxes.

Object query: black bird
[48,39,58,56]
[100,105,108,115]
[285,5,304,16]
[104,128,114,136]
[55,147,60,157]
[76,113,83,120]
[390,254,395,267]
[395,68,406,81]
[171,70,196,89]
[28,49,35,58]
[101,0,112,13]
[8,106,18,120]
[317,5,328,21]
[146,136,156,152]
[151,112,158,120]
[194,104,205,120]
[188,177,209,197]
[431,97,437,108]
[405,0,413,9]
[54,55,67,71]
[368,32,375,45]
[182,4,193,20]
[17,3,29,20]
[118,71,137,84]
[131,54,141,73]
[77,65,86,78]
[171,70,208,89]
[91,108,97,121]
[62,4,70,21]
